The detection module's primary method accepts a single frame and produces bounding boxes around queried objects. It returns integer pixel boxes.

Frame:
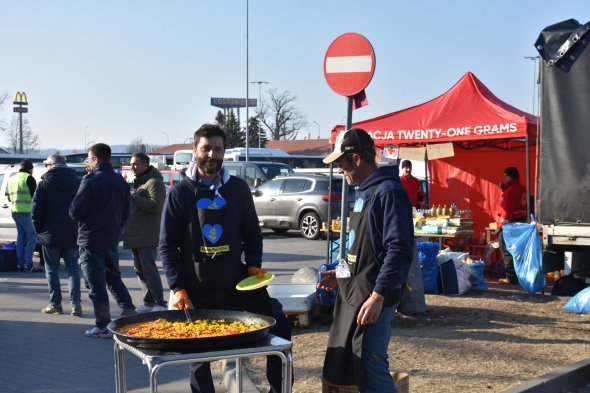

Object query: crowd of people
[14,124,525,392]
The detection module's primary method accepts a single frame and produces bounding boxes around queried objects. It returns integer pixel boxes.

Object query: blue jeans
[79,246,135,328]
[43,246,81,307]
[362,304,398,393]
[12,213,36,268]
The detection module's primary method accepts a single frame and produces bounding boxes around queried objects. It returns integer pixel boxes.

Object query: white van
[172,150,193,170]
[223,147,289,162]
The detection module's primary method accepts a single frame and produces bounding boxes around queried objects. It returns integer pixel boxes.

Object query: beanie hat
[401,160,412,168]
[20,159,34,171]
[504,166,519,180]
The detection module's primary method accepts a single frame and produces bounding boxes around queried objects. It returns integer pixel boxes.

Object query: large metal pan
[108,309,276,351]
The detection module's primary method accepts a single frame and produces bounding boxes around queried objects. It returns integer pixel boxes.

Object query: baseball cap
[323,128,375,164]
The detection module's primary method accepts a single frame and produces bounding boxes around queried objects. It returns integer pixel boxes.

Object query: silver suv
[252,173,354,240]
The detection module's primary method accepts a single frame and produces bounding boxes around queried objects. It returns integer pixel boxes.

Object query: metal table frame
[114,334,292,393]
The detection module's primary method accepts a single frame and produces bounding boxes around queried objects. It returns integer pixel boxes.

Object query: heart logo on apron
[196,196,227,210]
[202,224,223,244]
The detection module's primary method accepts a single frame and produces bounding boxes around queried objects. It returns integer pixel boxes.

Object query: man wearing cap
[318,128,413,392]
[32,154,82,316]
[7,159,41,272]
[497,166,527,285]
[400,159,425,208]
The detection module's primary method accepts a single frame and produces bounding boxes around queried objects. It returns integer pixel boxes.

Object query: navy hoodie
[32,165,81,248]
[354,165,414,300]
[69,162,130,250]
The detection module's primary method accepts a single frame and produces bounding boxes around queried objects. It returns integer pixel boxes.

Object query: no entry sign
[324,33,376,97]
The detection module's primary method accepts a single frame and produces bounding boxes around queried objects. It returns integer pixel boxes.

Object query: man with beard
[159,123,291,393]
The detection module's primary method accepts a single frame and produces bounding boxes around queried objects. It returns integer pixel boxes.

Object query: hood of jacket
[41,165,80,192]
[186,160,230,192]
[356,165,401,192]
[133,165,163,187]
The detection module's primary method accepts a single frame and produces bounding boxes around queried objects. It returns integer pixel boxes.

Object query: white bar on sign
[326,55,372,73]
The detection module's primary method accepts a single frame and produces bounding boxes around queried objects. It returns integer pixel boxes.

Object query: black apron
[322,196,383,391]
[185,180,271,315]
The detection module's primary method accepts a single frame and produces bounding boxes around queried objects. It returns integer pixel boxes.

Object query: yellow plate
[235,273,275,291]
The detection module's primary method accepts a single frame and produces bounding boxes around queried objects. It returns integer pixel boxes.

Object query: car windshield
[257,164,293,180]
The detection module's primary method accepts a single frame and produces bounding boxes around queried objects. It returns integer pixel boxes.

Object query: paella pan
[108,309,276,351]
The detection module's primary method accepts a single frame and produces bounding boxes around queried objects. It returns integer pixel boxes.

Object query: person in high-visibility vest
[7,159,42,272]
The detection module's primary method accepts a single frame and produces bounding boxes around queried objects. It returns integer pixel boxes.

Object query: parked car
[0,163,87,243]
[224,161,294,189]
[251,173,354,240]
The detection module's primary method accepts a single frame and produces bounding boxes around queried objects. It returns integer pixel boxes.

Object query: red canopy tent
[330,71,539,238]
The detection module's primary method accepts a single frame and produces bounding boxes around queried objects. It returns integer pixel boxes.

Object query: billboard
[210,97,257,109]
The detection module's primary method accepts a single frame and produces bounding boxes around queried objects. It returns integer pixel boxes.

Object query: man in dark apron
[159,124,291,393]
[319,128,413,392]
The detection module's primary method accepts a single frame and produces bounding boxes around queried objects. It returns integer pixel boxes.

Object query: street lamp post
[313,121,321,139]
[251,81,269,147]
[13,92,28,154]
[524,56,540,115]
[161,132,170,146]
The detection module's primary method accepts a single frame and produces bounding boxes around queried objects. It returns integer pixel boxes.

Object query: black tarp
[536,19,590,225]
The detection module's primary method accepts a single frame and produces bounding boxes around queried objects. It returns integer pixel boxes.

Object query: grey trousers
[131,247,166,306]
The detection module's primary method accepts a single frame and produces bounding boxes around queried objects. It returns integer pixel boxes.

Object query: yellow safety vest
[7,172,33,213]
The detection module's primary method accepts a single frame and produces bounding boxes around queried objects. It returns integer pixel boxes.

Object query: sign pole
[338,97,353,263]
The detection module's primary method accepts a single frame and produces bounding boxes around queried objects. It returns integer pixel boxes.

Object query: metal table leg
[114,341,127,393]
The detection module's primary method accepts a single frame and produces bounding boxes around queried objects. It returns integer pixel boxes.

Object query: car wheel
[272,228,289,234]
[300,212,321,240]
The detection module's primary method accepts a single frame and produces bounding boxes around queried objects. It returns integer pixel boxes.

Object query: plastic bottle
[442,204,449,216]
[449,204,456,218]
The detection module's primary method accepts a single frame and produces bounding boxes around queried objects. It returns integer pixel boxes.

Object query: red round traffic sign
[324,33,376,97]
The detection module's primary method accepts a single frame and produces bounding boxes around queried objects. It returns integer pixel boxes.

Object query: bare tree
[0,93,9,133]
[260,89,307,140]
[128,138,147,153]
[5,116,40,153]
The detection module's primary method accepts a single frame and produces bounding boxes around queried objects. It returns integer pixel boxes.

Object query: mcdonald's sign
[13,91,28,105]
[13,91,28,113]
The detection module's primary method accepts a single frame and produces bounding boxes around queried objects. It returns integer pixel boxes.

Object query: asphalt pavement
[0,230,326,393]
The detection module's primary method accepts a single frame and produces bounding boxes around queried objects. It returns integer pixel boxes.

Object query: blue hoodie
[354,165,414,300]
[32,165,81,248]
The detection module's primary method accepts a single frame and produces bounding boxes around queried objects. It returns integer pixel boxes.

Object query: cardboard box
[391,372,410,393]
[266,284,316,313]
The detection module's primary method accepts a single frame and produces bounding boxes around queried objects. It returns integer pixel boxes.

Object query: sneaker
[151,305,168,312]
[41,304,63,314]
[27,266,44,272]
[71,305,83,317]
[16,266,24,271]
[136,305,154,313]
[120,308,137,317]
[85,326,113,339]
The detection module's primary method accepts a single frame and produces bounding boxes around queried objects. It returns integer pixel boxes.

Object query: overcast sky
[1,1,588,150]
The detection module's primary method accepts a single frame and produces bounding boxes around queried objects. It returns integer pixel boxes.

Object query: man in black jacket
[32,154,82,316]
[159,124,291,393]
[70,143,136,338]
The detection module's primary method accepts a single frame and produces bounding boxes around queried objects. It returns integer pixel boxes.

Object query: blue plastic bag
[563,286,590,314]
[502,222,546,294]
[469,261,488,290]
[418,242,440,294]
